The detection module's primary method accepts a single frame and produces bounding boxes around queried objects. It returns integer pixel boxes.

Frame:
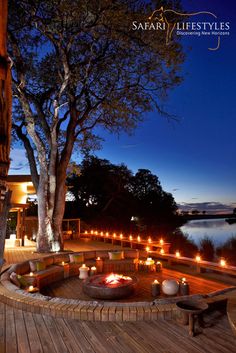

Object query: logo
[132,6,230,51]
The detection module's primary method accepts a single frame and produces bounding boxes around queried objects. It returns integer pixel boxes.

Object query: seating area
[1,247,236,325]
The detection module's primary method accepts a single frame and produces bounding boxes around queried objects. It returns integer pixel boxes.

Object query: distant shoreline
[181,213,234,221]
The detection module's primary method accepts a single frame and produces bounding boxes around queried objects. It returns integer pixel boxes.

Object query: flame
[105,273,131,285]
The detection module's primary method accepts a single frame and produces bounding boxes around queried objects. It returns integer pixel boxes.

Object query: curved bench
[1,251,236,322]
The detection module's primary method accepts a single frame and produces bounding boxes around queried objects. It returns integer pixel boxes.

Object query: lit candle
[156,261,162,272]
[148,237,152,243]
[146,246,150,253]
[160,248,165,254]
[151,280,160,296]
[28,285,34,292]
[179,278,190,295]
[106,232,109,237]
[90,266,97,276]
[195,255,201,262]
[30,272,34,277]
[62,261,65,266]
[91,230,94,234]
[137,236,141,242]
[176,251,180,258]
[220,259,226,267]
[100,231,103,236]
[113,233,116,238]
[129,235,133,241]
[120,234,123,239]
[160,238,164,245]
[82,263,86,268]
[95,231,98,235]
[96,257,103,273]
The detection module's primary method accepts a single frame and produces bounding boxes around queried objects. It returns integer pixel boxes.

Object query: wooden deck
[0,301,235,353]
[42,268,228,303]
[1,239,236,353]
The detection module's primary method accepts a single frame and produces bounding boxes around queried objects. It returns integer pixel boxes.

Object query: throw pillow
[108,251,124,260]
[10,272,21,288]
[17,275,30,288]
[69,253,84,263]
[36,261,46,271]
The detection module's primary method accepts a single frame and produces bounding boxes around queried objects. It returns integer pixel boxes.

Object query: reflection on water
[180,218,236,246]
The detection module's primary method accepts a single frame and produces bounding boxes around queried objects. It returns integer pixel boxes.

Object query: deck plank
[5,305,17,353]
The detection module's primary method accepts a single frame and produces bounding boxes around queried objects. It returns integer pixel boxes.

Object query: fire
[105,273,131,285]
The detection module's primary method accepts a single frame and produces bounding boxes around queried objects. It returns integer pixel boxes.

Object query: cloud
[178,201,235,214]
[120,144,139,149]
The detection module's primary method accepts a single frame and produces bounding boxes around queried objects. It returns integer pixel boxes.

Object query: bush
[199,236,215,261]
[216,236,236,266]
[167,230,198,258]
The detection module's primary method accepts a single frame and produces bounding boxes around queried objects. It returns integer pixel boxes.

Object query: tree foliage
[68,156,179,233]
[8,0,184,251]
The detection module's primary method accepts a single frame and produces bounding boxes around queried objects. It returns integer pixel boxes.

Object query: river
[180,218,236,246]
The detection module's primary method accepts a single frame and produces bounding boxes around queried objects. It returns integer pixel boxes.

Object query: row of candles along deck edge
[151,278,190,297]
[85,231,164,243]
[84,232,228,267]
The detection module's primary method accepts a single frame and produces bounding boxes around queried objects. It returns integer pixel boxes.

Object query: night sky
[10,0,236,214]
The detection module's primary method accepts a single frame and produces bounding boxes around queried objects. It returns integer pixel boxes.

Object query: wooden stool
[176,300,208,336]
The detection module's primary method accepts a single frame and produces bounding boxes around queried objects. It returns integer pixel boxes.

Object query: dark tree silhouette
[9,0,184,251]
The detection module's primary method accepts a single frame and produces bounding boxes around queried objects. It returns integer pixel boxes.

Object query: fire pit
[82,273,138,300]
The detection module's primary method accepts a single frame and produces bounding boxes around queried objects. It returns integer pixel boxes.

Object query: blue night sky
[10,0,236,213]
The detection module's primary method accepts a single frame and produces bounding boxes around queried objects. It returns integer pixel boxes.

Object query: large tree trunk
[0,0,11,270]
[36,169,66,253]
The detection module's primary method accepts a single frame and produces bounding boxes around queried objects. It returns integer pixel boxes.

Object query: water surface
[180,218,236,246]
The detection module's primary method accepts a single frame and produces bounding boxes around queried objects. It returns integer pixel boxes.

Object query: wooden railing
[81,231,236,277]
[80,231,171,253]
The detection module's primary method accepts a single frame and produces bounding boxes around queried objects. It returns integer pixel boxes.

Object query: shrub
[167,230,198,258]
[199,236,215,261]
[216,235,236,266]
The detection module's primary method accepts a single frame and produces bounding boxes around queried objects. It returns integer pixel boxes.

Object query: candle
[120,234,123,239]
[151,280,160,296]
[62,261,65,266]
[137,236,141,242]
[220,259,226,267]
[195,255,201,262]
[156,261,162,272]
[160,248,165,254]
[148,237,152,243]
[175,251,180,257]
[90,266,97,276]
[129,235,133,241]
[160,239,164,245]
[146,246,150,252]
[96,257,103,273]
[28,285,34,292]
[30,272,34,276]
[82,263,86,268]
[179,278,190,295]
